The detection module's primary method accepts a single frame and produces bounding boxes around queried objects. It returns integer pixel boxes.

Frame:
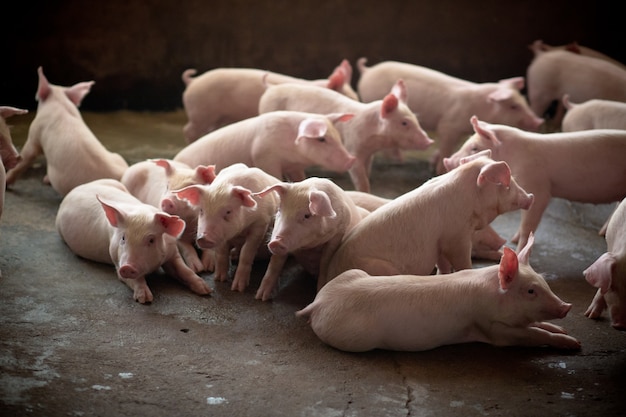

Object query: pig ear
[154,213,186,238]
[232,186,257,208]
[309,189,336,218]
[0,106,28,119]
[152,159,175,175]
[254,183,287,199]
[390,79,408,104]
[326,113,355,125]
[487,87,513,102]
[471,116,501,145]
[516,231,534,265]
[326,66,346,91]
[498,246,519,290]
[96,195,127,228]
[459,149,492,165]
[498,76,525,91]
[297,119,328,142]
[381,93,399,118]
[477,160,511,188]
[65,81,95,107]
[36,67,52,101]
[173,185,204,206]
[584,252,616,294]
[195,165,217,184]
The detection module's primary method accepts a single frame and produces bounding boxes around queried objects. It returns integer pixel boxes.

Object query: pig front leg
[255,253,289,301]
[231,231,266,292]
[489,322,581,350]
[177,240,204,273]
[5,135,43,187]
[162,253,212,296]
[347,156,372,193]
[515,193,551,249]
[213,243,232,283]
[584,288,607,319]
[118,275,154,304]
[201,248,216,272]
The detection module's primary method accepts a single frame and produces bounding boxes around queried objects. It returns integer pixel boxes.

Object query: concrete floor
[1,111,625,417]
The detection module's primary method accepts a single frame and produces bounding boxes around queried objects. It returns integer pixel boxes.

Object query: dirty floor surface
[1,111,625,417]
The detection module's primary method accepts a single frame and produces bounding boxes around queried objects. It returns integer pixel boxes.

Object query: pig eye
[528,288,535,295]
[316,137,327,143]
[148,236,155,245]
[121,234,126,244]
[304,213,311,220]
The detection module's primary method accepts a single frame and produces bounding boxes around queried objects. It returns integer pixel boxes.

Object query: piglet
[55,179,212,303]
[6,67,129,196]
[173,111,355,182]
[444,116,626,250]
[529,40,626,71]
[324,151,534,286]
[173,163,285,293]
[356,58,543,174]
[0,106,28,220]
[584,198,626,330]
[253,177,370,300]
[121,159,215,272]
[561,95,626,132]
[298,233,580,352]
[181,59,358,142]
[258,80,434,192]
[526,48,626,126]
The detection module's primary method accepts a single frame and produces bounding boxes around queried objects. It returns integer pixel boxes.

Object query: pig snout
[518,192,534,210]
[556,302,572,319]
[268,238,288,256]
[160,198,177,214]
[343,155,357,170]
[196,234,217,249]
[119,264,140,279]
[442,157,457,172]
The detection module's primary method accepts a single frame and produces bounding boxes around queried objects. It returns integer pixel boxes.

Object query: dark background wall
[4,0,624,111]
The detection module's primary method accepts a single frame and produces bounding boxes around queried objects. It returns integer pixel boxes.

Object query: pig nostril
[119,265,139,279]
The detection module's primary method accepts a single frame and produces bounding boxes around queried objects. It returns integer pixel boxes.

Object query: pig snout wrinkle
[119,264,140,279]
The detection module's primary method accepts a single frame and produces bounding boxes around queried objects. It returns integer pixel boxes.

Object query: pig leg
[348,156,372,193]
[489,323,581,349]
[515,193,550,248]
[201,248,216,272]
[584,288,607,319]
[5,136,43,187]
[255,253,289,301]
[177,240,204,272]
[213,243,232,283]
[162,253,212,295]
[231,230,267,292]
[118,275,154,304]
[441,242,473,273]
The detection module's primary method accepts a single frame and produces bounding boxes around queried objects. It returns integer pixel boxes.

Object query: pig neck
[337,104,396,155]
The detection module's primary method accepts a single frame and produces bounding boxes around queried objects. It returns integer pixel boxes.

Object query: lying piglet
[584,198,626,330]
[562,95,626,132]
[6,67,128,196]
[181,59,357,142]
[356,58,543,174]
[174,163,285,293]
[324,151,534,286]
[258,80,433,192]
[121,159,215,272]
[1,106,28,220]
[526,49,626,126]
[444,116,626,250]
[174,110,355,182]
[55,179,211,303]
[298,233,580,352]
[253,177,370,300]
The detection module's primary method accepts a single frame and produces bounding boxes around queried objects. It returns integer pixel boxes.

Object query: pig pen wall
[3,0,624,111]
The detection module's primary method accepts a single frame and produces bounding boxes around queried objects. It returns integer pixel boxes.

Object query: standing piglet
[121,159,215,272]
[356,58,543,174]
[298,234,581,352]
[55,179,212,303]
[526,48,626,127]
[324,152,534,286]
[181,59,357,142]
[173,111,355,182]
[584,198,626,330]
[529,40,626,70]
[258,80,433,192]
[5,67,128,196]
[252,177,370,300]
[0,106,28,220]
[561,95,626,132]
[173,164,285,293]
[443,116,626,250]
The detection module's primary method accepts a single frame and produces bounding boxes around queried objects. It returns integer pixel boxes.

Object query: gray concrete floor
[1,111,625,417]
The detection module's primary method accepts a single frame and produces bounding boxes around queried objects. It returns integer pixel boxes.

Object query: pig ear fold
[477,160,512,188]
[254,183,287,199]
[96,195,126,228]
[584,252,616,294]
[390,79,408,104]
[65,81,95,107]
[0,106,28,119]
[381,93,399,118]
[195,165,217,184]
[471,116,501,145]
[154,213,186,238]
[309,189,336,218]
[516,231,535,265]
[296,119,328,142]
[152,159,175,175]
[173,185,204,206]
[232,186,257,208]
[36,67,52,101]
[498,76,525,91]
[498,246,519,290]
